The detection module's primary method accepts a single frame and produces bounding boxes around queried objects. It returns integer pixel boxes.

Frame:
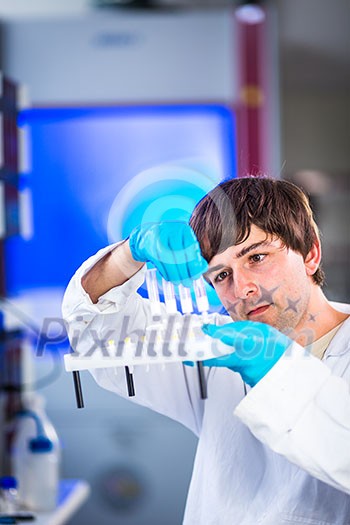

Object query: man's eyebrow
[203,264,224,278]
[204,239,274,280]
[236,239,272,258]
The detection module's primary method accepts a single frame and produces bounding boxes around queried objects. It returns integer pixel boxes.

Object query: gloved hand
[128,221,208,286]
[199,321,292,387]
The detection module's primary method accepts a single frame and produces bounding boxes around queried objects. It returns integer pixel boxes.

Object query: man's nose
[231,270,258,300]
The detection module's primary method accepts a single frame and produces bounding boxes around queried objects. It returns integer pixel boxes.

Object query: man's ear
[304,238,322,277]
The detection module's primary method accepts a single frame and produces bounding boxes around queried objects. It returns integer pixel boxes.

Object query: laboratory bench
[29,479,90,525]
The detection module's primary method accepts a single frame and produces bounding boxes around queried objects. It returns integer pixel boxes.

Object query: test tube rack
[65,271,231,407]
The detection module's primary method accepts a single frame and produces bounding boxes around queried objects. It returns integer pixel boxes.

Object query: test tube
[162,278,178,314]
[145,268,161,316]
[179,280,207,399]
[178,284,193,314]
[193,277,209,313]
[193,277,209,400]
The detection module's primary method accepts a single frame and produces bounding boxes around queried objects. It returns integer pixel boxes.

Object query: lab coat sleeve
[234,341,350,495]
[62,244,205,436]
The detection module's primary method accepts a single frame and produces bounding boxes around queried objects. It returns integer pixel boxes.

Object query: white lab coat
[62,245,350,525]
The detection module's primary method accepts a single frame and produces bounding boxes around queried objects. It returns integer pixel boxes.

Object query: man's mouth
[247,304,271,317]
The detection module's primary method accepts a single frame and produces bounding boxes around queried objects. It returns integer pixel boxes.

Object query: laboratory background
[0,0,349,523]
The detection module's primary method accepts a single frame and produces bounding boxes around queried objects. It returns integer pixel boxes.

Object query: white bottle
[19,435,59,512]
[11,393,60,512]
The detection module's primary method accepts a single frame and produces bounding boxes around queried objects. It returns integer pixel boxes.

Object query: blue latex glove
[129,221,208,286]
[199,321,292,387]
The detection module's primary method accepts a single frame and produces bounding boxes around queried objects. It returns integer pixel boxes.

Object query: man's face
[204,225,313,334]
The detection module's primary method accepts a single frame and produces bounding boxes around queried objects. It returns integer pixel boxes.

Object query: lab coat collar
[323,302,350,359]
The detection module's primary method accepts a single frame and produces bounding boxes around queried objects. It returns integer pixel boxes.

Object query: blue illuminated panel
[6,105,236,297]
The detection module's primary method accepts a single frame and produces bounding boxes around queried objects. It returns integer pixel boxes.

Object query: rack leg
[197,362,207,399]
[125,366,135,397]
[72,371,84,408]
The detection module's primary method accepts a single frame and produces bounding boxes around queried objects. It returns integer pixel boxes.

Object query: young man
[62,177,350,524]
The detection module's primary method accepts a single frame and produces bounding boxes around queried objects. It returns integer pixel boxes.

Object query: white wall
[0,0,90,17]
[1,10,236,105]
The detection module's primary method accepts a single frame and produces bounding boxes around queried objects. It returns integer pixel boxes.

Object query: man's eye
[214,271,229,283]
[250,254,266,263]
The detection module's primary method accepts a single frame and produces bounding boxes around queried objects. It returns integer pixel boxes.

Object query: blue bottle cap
[0,476,18,490]
[28,436,53,453]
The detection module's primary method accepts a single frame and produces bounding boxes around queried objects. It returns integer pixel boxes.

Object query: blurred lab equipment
[0,72,70,521]
[0,74,30,479]
[11,394,60,512]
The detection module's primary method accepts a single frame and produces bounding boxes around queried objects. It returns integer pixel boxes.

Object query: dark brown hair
[190,176,324,286]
